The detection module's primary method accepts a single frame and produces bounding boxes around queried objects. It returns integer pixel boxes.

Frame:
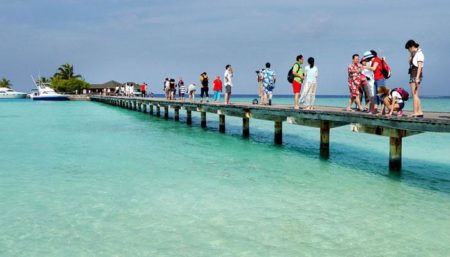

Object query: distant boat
[0,87,27,99]
[30,77,69,101]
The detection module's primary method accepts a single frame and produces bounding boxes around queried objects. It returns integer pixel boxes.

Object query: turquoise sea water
[1,97,449,257]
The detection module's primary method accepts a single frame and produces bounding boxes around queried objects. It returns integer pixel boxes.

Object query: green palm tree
[0,77,12,88]
[54,63,82,80]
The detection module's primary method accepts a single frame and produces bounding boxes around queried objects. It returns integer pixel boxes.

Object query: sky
[1,0,449,96]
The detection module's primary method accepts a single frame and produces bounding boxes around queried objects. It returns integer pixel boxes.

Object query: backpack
[287,63,301,83]
[392,88,409,101]
[381,58,391,79]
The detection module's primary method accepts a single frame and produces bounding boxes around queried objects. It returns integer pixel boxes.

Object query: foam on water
[0,98,449,256]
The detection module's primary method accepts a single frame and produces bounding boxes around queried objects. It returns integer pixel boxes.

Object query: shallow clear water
[1,98,449,257]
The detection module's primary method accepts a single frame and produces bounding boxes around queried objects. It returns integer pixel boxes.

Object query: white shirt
[224,70,233,87]
[304,65,318,83]
[391,91,404,104]
[412,49,424,67]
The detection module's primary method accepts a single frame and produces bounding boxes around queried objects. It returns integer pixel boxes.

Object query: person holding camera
[261,62,276,105]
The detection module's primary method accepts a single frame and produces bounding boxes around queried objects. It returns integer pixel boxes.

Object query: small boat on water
[0,87,28,99]
[30,77,69,101]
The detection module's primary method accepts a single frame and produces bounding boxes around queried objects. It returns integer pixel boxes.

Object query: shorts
[225,85,232,94]
[398,102,405,110]
[264,85,274,94]
[292,81,301,93]
[349,84,360,97]
[409,77,422,84]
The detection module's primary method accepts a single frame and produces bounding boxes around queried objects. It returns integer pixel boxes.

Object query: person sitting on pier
[377,86,406,117]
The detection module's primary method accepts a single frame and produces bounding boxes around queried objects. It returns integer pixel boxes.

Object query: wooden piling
[389,133,403,172]
[149,104,154,115]
[243,116,250,137]
[201,112,207,128]
[156,105,161,117]
[164,106,169,119]
[274,120,283,145]
[320,121,330,159]
[174,108,180,121]
[143,104,147,113]
[219,114,226,133]
[187,110,192,125]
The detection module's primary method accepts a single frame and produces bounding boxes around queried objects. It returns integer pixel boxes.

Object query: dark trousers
[200,87,209,98]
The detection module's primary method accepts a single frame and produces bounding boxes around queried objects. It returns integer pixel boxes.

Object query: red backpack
[381,58,391,79]
[392,88,409,101]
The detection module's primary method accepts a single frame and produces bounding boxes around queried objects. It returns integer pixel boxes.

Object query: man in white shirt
[224,64,233,104]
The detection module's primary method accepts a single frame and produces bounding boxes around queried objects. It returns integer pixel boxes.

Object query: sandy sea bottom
[0,97,449,257]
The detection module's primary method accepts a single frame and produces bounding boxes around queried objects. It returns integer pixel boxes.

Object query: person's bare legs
[294,93,300,109]
[411,82,423,115]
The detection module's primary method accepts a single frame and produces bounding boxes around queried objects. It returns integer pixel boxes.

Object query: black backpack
[287,63,300,83]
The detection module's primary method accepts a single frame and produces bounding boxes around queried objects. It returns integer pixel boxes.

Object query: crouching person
[378,86,409,117]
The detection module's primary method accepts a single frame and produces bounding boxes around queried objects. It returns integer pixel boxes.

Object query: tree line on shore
[1,63,90,93]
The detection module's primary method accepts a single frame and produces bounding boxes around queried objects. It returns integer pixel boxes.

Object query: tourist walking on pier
[169,78,176,100]
[178,78,185,100]
[188,83,197,101]
[261,62,276,106]
[224,64,233,104]
[291,55,304,109]
[140,82,147,97]
[200,72,210,102]
[346,54,364,112]
[300,57,318,110]
[164,78,170,99]
[405,39,424,117]
[256,69,264,104]
[213,76,222,102]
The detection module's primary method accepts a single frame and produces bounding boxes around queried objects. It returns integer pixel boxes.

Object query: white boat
[30,77,69,101]
[0,87,28,99]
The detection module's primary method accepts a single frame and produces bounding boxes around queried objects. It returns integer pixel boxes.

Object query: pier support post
[174,108,180,121]
[274,120,283,145]
[201,112,207,128]
[389,131,403,172]
[149,104,154,115]
[156,106,161,117]
[187,110,192,125]
[143,104,147,113]
[219,114,226,133]
[320,121,330,159]
[243,116,250,138]
[164,106,169,119]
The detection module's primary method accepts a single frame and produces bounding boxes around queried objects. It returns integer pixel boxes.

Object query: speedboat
[30,77,69,101]
[0,87,27,99]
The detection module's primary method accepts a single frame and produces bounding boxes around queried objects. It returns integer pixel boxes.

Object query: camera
[255,70,260,74]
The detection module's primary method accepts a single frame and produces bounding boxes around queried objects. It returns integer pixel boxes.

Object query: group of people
[346,39,424,117]
[111,39,424,117]
[159,65,234,104]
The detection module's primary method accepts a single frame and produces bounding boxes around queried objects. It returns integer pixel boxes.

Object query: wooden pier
[90,96,450,172]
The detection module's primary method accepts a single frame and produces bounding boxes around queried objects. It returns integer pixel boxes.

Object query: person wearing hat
[361,53,375,113]
[361,50,385,112]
